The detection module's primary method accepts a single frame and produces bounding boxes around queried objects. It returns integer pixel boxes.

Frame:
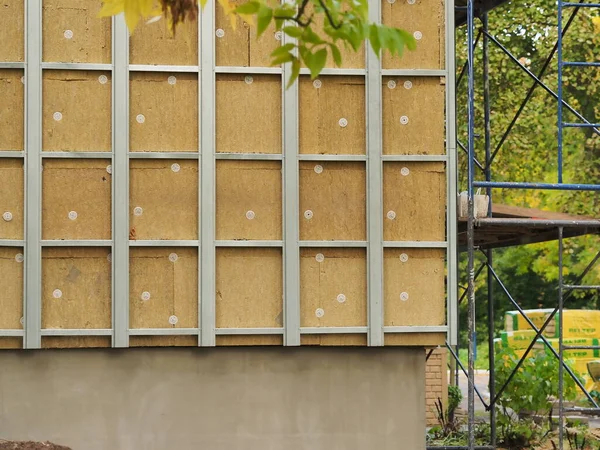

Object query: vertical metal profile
[112,15,130,347]
[445,0,458,347]
[197,12,203,346]
[24,0,42,349]
[366,0,384,346]
[200,1,216,346]
[558,227,565,450]
[282,30,300,346]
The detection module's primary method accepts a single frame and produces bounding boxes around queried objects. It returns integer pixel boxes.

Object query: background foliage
[456,0,600,349]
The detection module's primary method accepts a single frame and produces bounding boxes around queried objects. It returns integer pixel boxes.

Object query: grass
[458,341,490,370]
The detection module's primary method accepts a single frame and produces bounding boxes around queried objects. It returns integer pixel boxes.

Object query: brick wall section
[425,348,448,426]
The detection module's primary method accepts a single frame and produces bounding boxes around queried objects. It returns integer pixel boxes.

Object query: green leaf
[286,57,301,89]
[329,43,342,66]
[256,5,273,37]
[309,48,327,79]
[271,51,295,65]
[283,26,304,38]
[270,43,296,58]
[302,25,325,45]
[369,24,381,57]
[234,1,260,15]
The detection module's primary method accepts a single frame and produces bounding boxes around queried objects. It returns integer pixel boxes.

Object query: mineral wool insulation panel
[4,0,455,349]
[0,70,24,151]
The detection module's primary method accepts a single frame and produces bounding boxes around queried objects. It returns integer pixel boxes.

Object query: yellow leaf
[124,0,142,31]
[98,0,125,17]
[238,13,254,27]
[198,0,209,9]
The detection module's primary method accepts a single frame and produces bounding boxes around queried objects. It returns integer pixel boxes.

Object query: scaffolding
[440,0,600,448]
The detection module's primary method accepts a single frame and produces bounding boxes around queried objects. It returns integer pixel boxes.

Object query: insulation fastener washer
[141,291,151,301]
[337,294,346,303]
[169,253,178,262]
[216,29,225,38]
[136,114,145,124]
[171,163,180,173]
[53,112,63,121]
[401,167,410,176]
[387,80,397,89]
[15,253,24,263]
[245,76,254,84]
[400,116,409,125]
[315,308,324,318]
[304,210,313,219]
[98,75,108,85]
[387,210,396,220]
[315,253,325,263]
[404,80,413,89]
[2,211,13,222]
[413,31,423,40]
[400,292,409,301]
[168,76,177,85]
[338,118,348,128]
[169,315,178,325]
[63,30,73,39]
[400,253,409,262]
[68,211,78,220]
[53,289,63,299]
[274,31,283,41]
[246,210,255,220]
[313,79,322,89]
[314,165,323,174]
[133,206,143,216]
[106,165,112,174]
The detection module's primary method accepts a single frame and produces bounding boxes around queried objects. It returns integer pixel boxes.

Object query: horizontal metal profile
[383,241,448,248]
[129,328,199,336]
[129,64,199,73]
[215,66,282,74]
[300,327,368,334]
[0,240,25,247]
[40,329,113,336]
[42,151,112,159]
[215,327,284,335]
[129,240,199,247]
[0,330,25,337]
[41,240,113,247]
[215,240,284,247]
[299,240,368,248]
[129,151,199,159]
[384,326,448,333]
[381,154,448,162]
[299,67,366,76]
[0,151,25,158]
[41,62,112,71]
[0,62,25,69]
[215,152,283,160]
[298,154,367,161]
[474,181,600,191]
[381,69,447,77]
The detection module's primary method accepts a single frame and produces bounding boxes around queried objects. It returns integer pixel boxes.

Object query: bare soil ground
[0,442,71,450]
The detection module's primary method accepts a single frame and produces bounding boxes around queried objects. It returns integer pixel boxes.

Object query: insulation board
[42,159,112,240]
[0,70,24,151]
[216,74,282,153]
[216,160,282,240]
[299,75,366,155]
[0,0,24,62]
[0,159,24,240]
[381,0,445,69]
[130,19,198,66]
[42,0,111,63]
[299,162,366,241]
[383,162,446,242]
[129,72,199,152]
[129,160,199,240]
[42,70,112,152]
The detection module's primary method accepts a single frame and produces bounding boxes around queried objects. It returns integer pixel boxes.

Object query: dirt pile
[0,442,71,450]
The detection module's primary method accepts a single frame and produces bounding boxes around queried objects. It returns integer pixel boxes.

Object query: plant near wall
[98,0,415,86]
[494,346,582,447]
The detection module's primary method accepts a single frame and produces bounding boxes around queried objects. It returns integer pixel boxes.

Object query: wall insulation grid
[0,0,456,349]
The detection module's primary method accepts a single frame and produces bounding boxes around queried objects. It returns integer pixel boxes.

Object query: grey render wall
[0,347,425,450]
